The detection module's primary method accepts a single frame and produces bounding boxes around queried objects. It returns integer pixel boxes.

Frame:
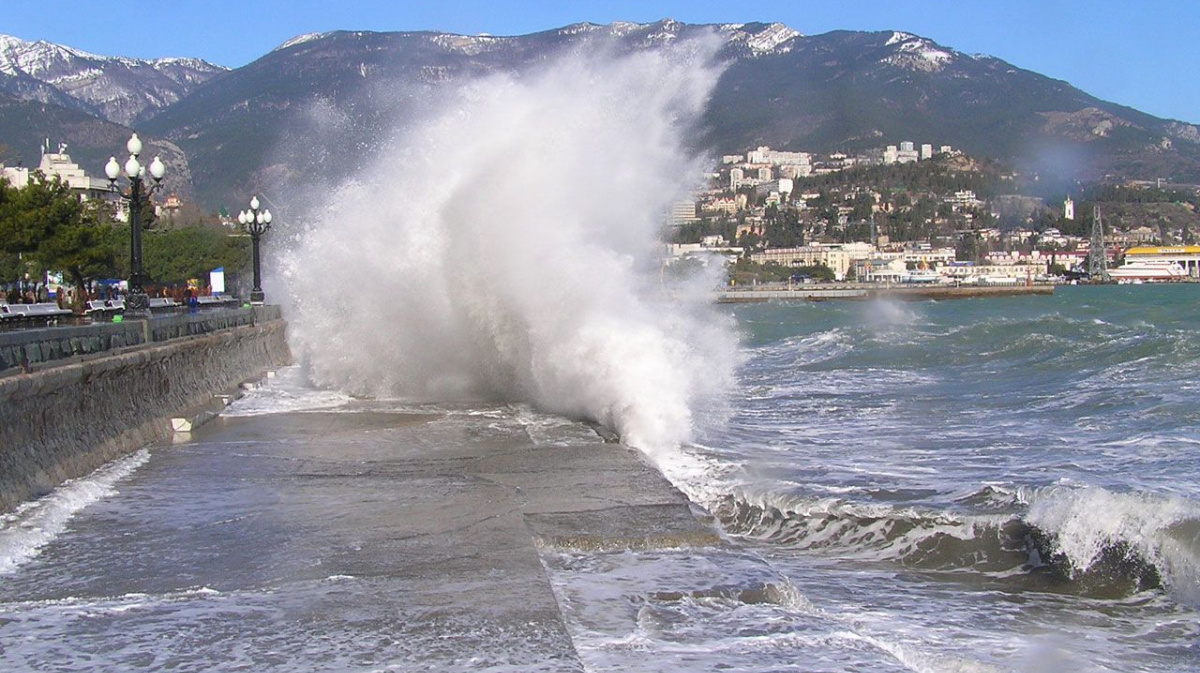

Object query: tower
[1064,197,1075,221]
[1088,206,1110,282]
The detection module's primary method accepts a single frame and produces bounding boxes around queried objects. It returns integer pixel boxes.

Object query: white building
[921,144,933,160]
[747,146,811,166]
[668,200,697,226]
[749,242,878,281]
[1,143,111,200]
[945,190,981,210]
[854,257,909,282]
[1064,197,1075,220]
[702,196,740,215]
[729,167,744,189]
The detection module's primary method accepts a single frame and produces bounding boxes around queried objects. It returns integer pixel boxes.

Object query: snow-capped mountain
[3,21,1198,208]
[0,34,226,125]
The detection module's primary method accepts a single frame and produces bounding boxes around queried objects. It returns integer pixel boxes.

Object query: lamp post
[105,133,165,319]
[238,196,272,304]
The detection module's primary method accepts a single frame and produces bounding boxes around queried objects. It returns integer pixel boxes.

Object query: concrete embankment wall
[0,309,292,513]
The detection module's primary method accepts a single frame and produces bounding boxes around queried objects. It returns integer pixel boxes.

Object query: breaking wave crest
[714,483,1200,602]
[278,37,738,455]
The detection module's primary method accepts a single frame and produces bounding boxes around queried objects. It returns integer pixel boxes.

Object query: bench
[194,295,239,308]
[0,302,73,325]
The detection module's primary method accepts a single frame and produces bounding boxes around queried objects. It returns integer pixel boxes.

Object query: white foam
[0,449,149,574]
[1027,485,1200,603]
[278,38,740,458]
[221,365,353,416]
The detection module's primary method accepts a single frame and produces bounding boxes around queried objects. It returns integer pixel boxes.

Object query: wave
[1026,485,1200,604]
[277,36,739,456]
[711,483,1200,602]
[0,450,149,575]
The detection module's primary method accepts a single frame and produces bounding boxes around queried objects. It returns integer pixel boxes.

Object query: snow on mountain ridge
[881,33,956,72]
[0,33,226,125]
[275,33,329,52]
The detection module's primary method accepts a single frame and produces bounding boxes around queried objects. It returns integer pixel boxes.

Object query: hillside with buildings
[667,142,1200,284]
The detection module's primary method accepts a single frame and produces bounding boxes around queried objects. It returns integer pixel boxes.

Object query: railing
[0,305,284,374]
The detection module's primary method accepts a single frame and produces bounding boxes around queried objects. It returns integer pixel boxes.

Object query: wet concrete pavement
[0,404,728,671]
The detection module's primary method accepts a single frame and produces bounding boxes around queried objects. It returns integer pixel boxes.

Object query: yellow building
[1124,246,1200,277]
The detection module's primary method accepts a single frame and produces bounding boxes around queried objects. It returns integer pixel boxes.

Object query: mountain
[0,34,227,125]
[0,90,193,198]
[702,29,1200,184]
[3,22,1199,209]
[140,21,1200,207]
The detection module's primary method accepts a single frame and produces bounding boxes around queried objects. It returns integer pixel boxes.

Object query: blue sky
[7,1,1198,123]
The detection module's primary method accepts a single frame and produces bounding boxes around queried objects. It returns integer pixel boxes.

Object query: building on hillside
[701,196,740,215]
[747,147,811,166]
[921,144,933,160]
[1,143,112,201]
[156,193,184,222]
[1064,196,1075,220]
[729,167,745,189]
[945,190,982,210]
[668,200,697,227]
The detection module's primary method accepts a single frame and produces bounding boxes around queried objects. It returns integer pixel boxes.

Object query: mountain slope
[0,34,227,125]
[5,22,1199,209]
[0,91,193,198]
[703,30,1200,181]
[140,21,1200,207]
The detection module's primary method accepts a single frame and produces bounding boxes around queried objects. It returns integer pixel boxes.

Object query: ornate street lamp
[105,133,165,319]
[238,196,272,304]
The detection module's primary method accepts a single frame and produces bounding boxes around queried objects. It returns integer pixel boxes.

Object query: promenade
[0,397,761,671]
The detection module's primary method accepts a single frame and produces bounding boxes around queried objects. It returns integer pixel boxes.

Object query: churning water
[2,33,1198,670]
[674,284,1200,672]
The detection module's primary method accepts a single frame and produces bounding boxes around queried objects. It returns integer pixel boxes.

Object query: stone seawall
[0,307,277,373]
[0,316,292,513]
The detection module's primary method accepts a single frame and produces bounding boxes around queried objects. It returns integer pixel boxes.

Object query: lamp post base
[124,291,151,320]
[250,289,265,305]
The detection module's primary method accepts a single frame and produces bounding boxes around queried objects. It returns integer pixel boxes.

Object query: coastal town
[2,136,1199,313]
[665,142,1200,287]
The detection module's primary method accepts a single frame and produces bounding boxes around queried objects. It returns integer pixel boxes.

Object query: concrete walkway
[0,403,730,671]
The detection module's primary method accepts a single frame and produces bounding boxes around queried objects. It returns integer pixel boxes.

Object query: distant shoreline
[716,284,1055,302]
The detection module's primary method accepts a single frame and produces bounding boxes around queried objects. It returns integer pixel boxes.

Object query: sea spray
[277,38,740,455]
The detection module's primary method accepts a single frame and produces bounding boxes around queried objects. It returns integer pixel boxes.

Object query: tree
[37,199,115,297]
[0,174,115,297]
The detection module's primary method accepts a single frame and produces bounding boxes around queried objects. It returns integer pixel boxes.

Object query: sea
[0,283,1196,672]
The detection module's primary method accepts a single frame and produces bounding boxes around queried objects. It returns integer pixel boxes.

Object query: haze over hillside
[1,21,1198,208]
